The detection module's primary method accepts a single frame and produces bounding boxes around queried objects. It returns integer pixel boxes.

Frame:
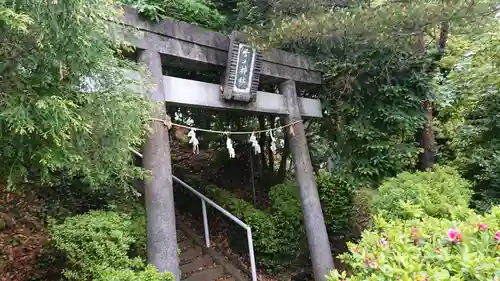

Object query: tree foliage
[0,0,152,189]
[436,22,500,210]
[4,0,500,279]
[235,0,499,187]
[318,43,429,183]
[121,0,227,30]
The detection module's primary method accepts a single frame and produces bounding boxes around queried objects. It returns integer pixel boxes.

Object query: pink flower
[447,228,463,243]
[495,231,500,243]
[479,223,488,231]
[412,227,420,246]
[380,238,388,246]
[364,259,379,269]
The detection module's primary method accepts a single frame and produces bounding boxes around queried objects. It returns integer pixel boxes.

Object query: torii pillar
[138,49,180,280]
[281,80,335,281]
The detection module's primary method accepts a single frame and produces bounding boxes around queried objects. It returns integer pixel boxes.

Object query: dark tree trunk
[418,22,448,170]
[414,28,435,170]
[420,100,435,169]
[437,22,449,55]
[235,115,243,131]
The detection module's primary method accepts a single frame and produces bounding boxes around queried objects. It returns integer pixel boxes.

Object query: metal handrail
[128,147,257,281]
[172,175,257,281]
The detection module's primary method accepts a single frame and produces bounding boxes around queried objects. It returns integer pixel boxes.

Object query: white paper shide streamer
[248,132,261,154]
[226,134,236,158]
[187,129,200,154]
[269,130,277,154]
[179,121,296,157]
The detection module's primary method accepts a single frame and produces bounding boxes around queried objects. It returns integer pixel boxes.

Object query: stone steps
[177,228,235,281]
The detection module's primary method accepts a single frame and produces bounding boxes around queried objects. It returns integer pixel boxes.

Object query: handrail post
[247,228,257,281]
[201,199,210,248]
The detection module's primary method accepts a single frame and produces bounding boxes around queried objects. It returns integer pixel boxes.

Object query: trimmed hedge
[268,183,306,258]
[317,171,354,238]
[371,165,473,220]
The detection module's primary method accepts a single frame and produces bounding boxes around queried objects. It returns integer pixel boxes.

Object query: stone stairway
[177,224,247,281]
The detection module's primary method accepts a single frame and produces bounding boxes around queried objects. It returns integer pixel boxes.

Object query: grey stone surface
[281,80,334,281]
[139,49,180,281]
[178,239,194,250]
[161,75,322,117]
[180,246,203,264]
[177,222,250,281]
[183,267,225,281]
[113,7,322,84]
[180,255,215,274]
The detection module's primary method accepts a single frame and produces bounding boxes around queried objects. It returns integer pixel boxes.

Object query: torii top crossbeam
[117,6,322,85]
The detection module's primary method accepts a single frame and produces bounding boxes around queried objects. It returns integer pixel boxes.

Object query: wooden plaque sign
[221,33,262,102]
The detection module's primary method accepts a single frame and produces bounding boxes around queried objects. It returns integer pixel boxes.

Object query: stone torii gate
[116,7,334,281]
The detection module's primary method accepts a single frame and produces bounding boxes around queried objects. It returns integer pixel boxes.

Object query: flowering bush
[371,165,472,220]
[328,206,500,281]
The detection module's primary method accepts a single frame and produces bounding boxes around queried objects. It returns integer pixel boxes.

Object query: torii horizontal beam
[114,7,322,85]
[162,76,322,117]
[125,71,322,117]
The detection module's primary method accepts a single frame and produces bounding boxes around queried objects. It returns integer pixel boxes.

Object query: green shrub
[371,165,473,220]
[208,185,297,272]
[328,206,500,281]
[209,177,356,272]
[268,183,307,261]
[49,211,142,280]
[317,171,354,237]
[96,265,174,281]
[110,203,148,258]
[350,188,376,237]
